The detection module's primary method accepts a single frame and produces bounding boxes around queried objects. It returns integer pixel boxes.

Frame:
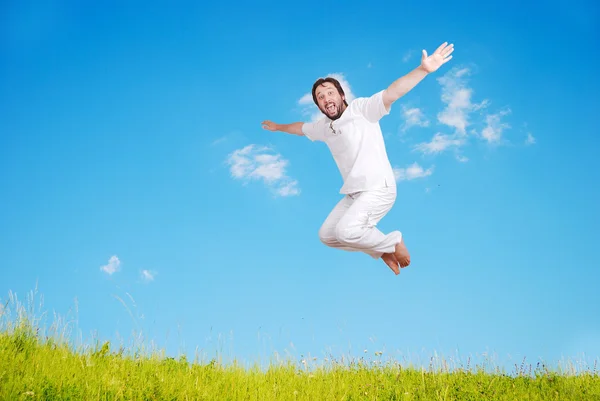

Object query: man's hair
[311,77,348,107]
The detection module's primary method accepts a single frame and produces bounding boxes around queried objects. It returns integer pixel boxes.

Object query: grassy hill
[1,291,598,400]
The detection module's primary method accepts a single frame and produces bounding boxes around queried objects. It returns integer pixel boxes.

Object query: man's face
[315,82,346,120]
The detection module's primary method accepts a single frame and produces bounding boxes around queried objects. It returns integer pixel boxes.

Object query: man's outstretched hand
[421,42,454,73]
[261,121,304,136]
[261,120,278,131]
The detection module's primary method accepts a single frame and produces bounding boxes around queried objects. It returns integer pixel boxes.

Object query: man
[262,42,454,275]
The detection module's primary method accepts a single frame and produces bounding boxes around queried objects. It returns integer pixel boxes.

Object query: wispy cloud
[481,109,511,143]
[276,181,300,197]
[100,255,120,275]
[141,270,156,282]
[401,106,430,131]
[298,72,356,122]
[211,136,227,146]
[525,132,536,145]
[226,144,300,197]
[436,67,489,135]
[394,162,434,181]
[414,65,521,158]
[298,93,312,105]
[403,50,414,63]
[414,132,466,155]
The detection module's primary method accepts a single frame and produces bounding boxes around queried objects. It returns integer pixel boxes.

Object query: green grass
[1,289,599,400]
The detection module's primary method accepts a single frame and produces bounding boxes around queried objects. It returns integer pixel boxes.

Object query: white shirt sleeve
[302,118,327,142]
[352,90,390,123]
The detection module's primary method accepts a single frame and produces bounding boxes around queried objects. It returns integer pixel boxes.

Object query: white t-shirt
[302,90,396,194]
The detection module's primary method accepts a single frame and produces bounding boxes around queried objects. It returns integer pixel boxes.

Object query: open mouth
[326,103,336,114]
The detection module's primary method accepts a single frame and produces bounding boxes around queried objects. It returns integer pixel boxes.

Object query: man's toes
[399,257,411,268]
[381,254,400,275]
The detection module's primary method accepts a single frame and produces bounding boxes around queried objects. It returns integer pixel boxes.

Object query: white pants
[318,185,402,259]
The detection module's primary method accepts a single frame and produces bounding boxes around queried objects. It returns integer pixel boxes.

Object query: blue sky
[1,0,599,372]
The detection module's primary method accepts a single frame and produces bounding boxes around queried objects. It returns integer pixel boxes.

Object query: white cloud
[298,93,313,105]
[408,66,521,160]
[414,132,466,155]
[276,180,300,197]
[226,144,300,197]
[141,270,156,282]
[394,162,434,181]
[453,67,470,78]
[298,73,356,122]
[436,67,489,135]
[403,50,414,63]
[211,136,227,146]
[525,132,536,145]
[481,109,511,143]
[401,106,430,131]
[100,255,120,275]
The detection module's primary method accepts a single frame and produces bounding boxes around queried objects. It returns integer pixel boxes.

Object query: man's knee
[318,225,337,247]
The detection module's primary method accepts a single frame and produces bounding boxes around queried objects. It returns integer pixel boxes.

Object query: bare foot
[381,253,400,275]
[394,238,411,268]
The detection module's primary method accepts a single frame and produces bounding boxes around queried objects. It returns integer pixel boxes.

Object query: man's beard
[321,101,343,120]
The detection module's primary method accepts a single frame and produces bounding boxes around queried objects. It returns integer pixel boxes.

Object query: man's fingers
[443,52,453,60]
[434,41,448,54]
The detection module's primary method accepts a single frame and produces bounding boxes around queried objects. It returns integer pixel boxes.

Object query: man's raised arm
[261,120,304,136]
[382,42,454,110]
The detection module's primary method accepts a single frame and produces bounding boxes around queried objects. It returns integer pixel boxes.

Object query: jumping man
[262,42,454,275]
